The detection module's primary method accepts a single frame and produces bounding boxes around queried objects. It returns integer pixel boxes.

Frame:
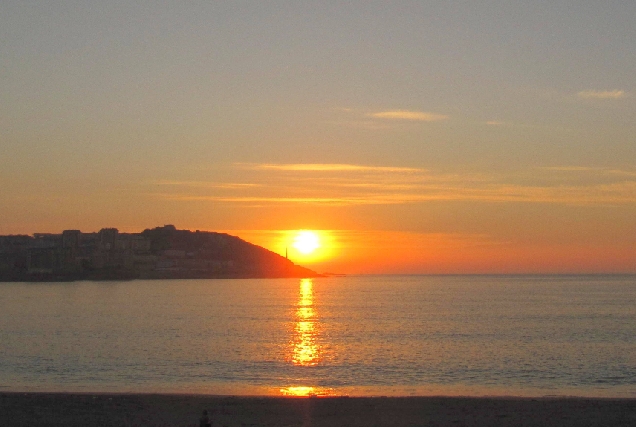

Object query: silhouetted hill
[0,225,320,281]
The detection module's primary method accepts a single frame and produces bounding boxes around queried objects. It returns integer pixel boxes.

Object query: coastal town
[0,225,318,281]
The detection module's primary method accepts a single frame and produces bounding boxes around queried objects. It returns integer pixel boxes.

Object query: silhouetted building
[99,228,118,251]
[62,230,81,249]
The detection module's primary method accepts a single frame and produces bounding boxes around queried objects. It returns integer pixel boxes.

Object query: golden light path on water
[280,278,335,397]
[293,278,318,366]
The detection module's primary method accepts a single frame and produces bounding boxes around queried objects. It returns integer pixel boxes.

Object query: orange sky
[2,3,635,274]
[3,162,636,274]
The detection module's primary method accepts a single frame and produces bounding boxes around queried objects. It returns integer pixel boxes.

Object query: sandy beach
[1,393,635,427]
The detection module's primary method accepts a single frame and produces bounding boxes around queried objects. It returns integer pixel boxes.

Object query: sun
[292,230,320,255]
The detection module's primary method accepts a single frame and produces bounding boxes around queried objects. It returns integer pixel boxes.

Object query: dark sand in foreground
[1,393,636,426]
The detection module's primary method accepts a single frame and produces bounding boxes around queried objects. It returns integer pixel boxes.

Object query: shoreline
[2,392,636,426]
[4,382,635,400]
[3,387,635,400]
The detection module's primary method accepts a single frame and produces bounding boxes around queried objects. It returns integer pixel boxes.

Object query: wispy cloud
[474,182,636,205]
[486,120,504,126]
[155,164,636,207]
[156,180,260,189]
[540,166,636,177]
[608,169,636,177]
[577,90,626,99]
[369,110,449,121]
[330,119,393,130]
[237,163,424,173]
[540,166,601,172]
[156,182,636,207]
[158,195,377,206]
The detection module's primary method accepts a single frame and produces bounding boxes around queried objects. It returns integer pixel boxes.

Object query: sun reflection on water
[280,278,334,396]
[292,278,320,366]
[279,386,335,397]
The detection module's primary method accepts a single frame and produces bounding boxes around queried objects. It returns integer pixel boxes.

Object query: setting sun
[292,231,320,255]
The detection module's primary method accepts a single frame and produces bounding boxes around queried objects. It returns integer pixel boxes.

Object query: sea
[1,275,635,397]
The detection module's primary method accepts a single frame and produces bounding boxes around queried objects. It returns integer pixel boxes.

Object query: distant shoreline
[0,225,320,282]
[2,392,635,427]
[4,273,636,282]
[0,272,325,283]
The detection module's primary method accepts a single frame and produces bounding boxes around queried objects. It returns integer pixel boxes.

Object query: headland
[0,225,319,281]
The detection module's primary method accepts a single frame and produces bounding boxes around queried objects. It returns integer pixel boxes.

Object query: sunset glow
[279,386,335,397]
[2,2,635,275]
[292,231,320,255]
[4,2,636,411]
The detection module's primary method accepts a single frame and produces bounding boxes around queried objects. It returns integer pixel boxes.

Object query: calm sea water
[1,275,635,397]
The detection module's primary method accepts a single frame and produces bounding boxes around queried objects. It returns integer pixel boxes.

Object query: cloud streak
[578,90,626,99]
[157,181,261,189]
[369,110,449,121]
[156,183,636,207]
[540,166,636,177]
[155,164,636,207]
[238,163,424,173]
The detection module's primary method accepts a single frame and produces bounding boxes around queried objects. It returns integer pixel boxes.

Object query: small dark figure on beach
[199,409,211,427]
